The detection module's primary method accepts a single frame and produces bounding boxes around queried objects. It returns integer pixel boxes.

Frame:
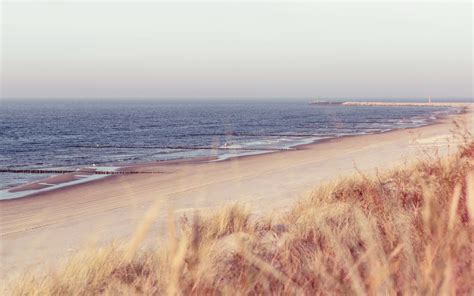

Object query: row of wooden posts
[0,169,153,175]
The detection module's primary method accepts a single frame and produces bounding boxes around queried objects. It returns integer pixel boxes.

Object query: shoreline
[0,106,466,201]
[0,108,472,276]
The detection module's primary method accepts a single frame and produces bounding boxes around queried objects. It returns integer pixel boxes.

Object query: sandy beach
[1,110,472,278]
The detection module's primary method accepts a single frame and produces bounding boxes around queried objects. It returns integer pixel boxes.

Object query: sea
[0,99,464,199]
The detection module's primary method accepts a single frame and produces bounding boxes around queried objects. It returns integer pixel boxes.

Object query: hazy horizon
[1,1,472,100]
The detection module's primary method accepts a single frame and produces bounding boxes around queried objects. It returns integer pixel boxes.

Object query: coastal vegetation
[5,126,474,295]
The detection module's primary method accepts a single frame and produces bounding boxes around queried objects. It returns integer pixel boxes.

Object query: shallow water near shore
[0,99,462,197]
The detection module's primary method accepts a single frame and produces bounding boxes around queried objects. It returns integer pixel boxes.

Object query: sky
[1,1,472,100]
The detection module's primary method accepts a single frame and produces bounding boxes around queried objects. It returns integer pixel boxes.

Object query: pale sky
[1,1,472,99]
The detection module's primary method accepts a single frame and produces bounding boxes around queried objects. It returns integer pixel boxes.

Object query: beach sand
[1,110,472,277]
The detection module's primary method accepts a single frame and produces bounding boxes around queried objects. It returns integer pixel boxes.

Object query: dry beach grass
[4,123,474,295]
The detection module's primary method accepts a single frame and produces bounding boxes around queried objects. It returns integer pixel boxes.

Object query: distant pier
[310,101,471,108]
[341,102,471,108]
[308,100,343,106]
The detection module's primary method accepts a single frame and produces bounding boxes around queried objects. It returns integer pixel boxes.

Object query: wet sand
[8,169,97,193]
[0,110,472,277]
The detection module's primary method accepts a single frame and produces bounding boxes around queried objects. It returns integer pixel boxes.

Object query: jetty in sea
[340,102,471,108]
[309,97,343,105]
[310,97,471,108]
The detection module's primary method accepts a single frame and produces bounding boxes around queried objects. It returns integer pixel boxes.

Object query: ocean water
[0,99,461,193]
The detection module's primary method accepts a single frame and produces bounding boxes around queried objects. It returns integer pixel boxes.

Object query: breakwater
[0,169,154,175]
[341,102,471,108]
